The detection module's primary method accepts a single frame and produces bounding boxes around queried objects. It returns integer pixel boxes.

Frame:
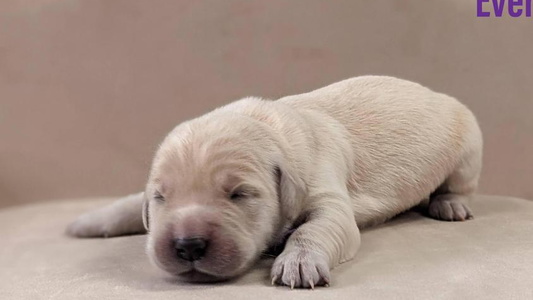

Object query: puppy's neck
[262,213,308,257]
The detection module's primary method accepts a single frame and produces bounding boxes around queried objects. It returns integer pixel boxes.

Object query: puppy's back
[279,76,481,217]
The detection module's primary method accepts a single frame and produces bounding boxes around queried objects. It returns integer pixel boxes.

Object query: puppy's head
[143,113,304,282]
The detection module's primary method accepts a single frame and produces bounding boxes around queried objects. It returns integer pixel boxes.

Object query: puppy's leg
[271,192,361,289]
[428,193,473,221]
[66,192,146,238]
[428,145,482,221]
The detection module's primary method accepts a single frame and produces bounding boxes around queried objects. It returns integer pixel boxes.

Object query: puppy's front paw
[66,204,141,238]
[271,248,330,289]
[66,211,117,238]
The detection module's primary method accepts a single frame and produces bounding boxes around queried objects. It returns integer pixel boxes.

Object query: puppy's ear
[275,162,306,223]
[142,196,150,231]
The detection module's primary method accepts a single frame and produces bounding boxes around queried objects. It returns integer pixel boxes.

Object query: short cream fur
[68,76,482,289]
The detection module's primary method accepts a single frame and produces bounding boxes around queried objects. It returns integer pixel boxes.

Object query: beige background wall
[1,0,532,208]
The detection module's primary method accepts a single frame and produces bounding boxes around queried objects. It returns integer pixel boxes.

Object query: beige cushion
[1,195,532,299]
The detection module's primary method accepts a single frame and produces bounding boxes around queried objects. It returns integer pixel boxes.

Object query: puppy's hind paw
[428,194,473,222]
[270,248,330,289]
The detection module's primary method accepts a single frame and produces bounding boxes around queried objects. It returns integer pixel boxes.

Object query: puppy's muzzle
[174,237,208,262]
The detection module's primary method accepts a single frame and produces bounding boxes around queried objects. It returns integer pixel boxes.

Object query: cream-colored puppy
[68,76,482,289]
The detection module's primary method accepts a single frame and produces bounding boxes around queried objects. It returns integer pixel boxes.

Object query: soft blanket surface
[1,195,532,300]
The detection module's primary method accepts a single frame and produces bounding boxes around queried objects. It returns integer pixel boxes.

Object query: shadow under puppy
[67,76,483,289]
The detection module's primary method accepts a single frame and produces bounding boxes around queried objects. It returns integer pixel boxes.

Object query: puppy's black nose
[174,238,208,261]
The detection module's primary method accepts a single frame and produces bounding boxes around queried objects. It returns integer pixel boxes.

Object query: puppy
[67,76,482,289]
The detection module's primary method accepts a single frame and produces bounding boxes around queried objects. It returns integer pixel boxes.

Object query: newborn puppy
[67,76,482,289]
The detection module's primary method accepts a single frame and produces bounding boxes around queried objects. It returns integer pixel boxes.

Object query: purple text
[477,0,532,17]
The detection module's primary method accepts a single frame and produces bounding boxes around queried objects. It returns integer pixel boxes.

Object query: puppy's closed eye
[154,191,165,202]
[229,190,249,201]
[227,186,259,201]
